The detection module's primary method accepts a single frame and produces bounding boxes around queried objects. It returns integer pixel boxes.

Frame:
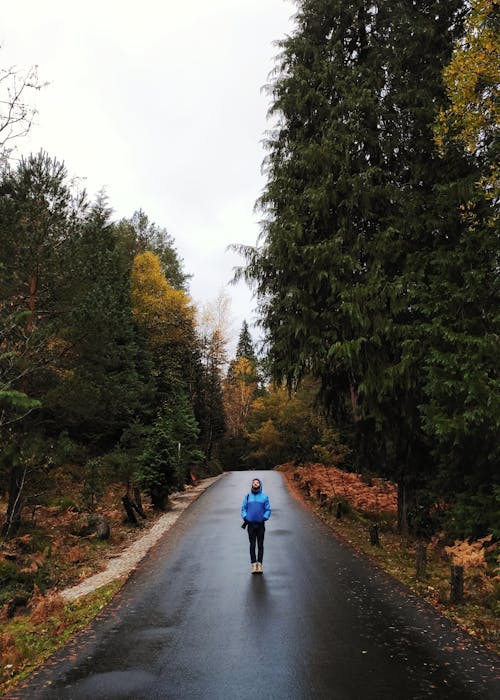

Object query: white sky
[1,0,295,354]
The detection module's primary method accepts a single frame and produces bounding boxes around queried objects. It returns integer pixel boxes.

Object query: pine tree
[221,322,261,469]
[46,196,147,449]
[227,321,260,383]
[0,152,87,534]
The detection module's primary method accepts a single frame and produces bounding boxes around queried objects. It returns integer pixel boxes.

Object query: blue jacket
[241,481,271,523]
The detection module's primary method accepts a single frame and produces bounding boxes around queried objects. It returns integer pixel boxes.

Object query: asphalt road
[11,471,500,699]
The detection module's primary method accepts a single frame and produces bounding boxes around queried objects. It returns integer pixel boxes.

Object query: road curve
[9,470,499,699]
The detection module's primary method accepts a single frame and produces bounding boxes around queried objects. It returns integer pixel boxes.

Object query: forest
[0,0,498,614]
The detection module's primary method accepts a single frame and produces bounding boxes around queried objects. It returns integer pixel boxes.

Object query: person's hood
[251,479,263,493]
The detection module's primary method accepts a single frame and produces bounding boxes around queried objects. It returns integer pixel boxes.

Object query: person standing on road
[241,478,271,574]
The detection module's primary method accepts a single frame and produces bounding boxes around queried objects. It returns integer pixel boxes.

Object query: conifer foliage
[239,0,499,535]
[0,150,218,531]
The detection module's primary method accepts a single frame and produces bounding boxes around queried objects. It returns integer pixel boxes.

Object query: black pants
[247,522,265,563]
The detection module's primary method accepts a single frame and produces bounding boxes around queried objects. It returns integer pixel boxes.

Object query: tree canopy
[237,0,499,536]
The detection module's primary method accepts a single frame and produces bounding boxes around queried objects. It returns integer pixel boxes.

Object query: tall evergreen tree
[45,196,147,449]
[221,322,260,470]
[235,321,257,364]
[423,0,500,536]
[239,0,473,531]
[193,329,226,467]
[227,320,260,385]
[137,391,203,509]
[0,152,87,534]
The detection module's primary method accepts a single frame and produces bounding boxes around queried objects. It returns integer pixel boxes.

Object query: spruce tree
[137,392,203,509]
[236,321,257,364]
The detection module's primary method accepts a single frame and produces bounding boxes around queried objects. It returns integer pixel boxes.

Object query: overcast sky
[1,0,295,353]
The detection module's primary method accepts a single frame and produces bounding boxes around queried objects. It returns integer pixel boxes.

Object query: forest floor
[279,462,499,658]
[0,474,222,693]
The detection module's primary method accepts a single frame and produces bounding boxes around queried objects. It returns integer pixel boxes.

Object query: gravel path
[60,475,224,602]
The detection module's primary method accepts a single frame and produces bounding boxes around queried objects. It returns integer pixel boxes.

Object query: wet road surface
[11,471,500,699]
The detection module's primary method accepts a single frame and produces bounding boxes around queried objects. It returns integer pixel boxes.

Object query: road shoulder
[60,474,224,602]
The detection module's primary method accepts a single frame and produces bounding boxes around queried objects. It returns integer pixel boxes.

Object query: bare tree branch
[0,52,48,165]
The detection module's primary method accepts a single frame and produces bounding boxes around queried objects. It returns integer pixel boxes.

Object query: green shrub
[443,487,500,540]
[0,561,34,607]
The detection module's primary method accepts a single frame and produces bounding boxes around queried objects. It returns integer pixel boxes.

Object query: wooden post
[304,481,311,496]
[336,502,343,519]
[415,543,427,580]
[369,524,380,546]
[320,492,328,507]
[450,565,464,604]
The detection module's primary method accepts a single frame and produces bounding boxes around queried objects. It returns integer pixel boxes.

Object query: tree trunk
[369,524,380,546]
[132,486,147,518]
[205,424,213,462]
[27,274,37,330]
[349,383,360,422]
[397,480,411,535]
[121,494,138,524]
[2,464,26,537]
[415,543,427,580]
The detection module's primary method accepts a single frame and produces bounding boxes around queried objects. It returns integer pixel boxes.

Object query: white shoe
[256,562,263,573]
[251,562,258,574]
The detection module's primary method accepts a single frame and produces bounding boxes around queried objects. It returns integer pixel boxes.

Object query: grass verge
[280,465,499,656]
[0,579,124,695]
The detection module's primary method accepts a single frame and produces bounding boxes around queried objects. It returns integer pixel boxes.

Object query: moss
[26,529,52,554]
[47,496,80,512]
[0,561,35,607]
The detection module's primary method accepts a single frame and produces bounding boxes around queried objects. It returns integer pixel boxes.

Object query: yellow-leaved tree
[246,379,325,468]
[130,251,202,506]
[131,250,195,354]
[223,356,258,438]
[436,0,499,203]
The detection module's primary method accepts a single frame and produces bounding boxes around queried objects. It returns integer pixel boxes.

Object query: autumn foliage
[131,250,195,349]
[283,462,397,515]
[444,534,495,571]
[223,357,258,438]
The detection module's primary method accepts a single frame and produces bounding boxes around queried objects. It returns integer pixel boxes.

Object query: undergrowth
[280,462,499,656]
[0,580,123,694]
